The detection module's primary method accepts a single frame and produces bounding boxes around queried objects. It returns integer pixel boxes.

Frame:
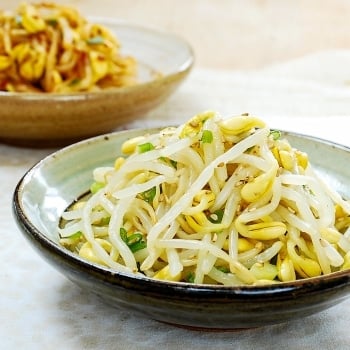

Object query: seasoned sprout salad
[0,2,137,92]
[59,111,350,285]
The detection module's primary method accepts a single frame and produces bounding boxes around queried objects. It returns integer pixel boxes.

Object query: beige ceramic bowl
[0,19,194,147]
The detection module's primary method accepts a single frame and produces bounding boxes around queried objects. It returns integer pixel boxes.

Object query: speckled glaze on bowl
[13,128,350,329]
[0,19,193,147]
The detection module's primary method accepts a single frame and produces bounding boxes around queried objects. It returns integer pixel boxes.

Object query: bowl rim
[12,128,350,298]
[0,17,194,100]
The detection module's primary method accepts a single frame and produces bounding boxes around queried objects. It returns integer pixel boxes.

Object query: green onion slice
[208,209,224,224]
[90,181,105,194]
[120,228,146,253]
[141,186,156,203]
[270,130,281,140]
[201,130,213,143]
[138,142,155,153]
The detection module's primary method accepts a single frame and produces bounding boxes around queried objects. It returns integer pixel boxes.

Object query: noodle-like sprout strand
[59,111,350,285]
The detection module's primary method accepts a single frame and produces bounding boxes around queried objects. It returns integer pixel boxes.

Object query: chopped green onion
[120,228,146,253]
[169,159,177,168]
[87,36,105,45]
[201,130,213,143]
[141,186,156,203]
[216,266,230,273]
[95,217,110,226]
[127,233,144,245]
[185,272,195,283]
[120,227,128,242]
[67,231,83,240]
[208,209,224,224]
[138,142,155,153]
[90,181,105,194]
[128,240,147,253]
[160,157,177,169]
[270,130,281,140]
[69,78,81,86]
[47,18,58,26]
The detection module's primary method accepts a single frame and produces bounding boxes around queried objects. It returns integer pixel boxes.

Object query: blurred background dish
[0,18,193,147]
[13,127,350,329]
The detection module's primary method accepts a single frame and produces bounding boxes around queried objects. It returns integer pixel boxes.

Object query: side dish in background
[0,9,193,146]
[0,2,137,92]
[59,111,350,285]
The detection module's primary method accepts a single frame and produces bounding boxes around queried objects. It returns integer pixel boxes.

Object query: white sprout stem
[140,127,269,271]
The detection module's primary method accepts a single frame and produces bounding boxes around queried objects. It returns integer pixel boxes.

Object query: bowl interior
[18,129,162,242]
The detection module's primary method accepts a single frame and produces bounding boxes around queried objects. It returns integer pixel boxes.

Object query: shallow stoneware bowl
[13,128,350,329]
[0,19,193,147]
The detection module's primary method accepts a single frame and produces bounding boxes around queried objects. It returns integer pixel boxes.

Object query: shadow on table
[52,279,350,350]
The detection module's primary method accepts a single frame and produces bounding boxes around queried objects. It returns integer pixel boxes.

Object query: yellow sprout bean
[277,253,296,282]
[177,215,196,234]
[271,147,280,164]
[121,136,146,154]
[21,6,46,33]
[335,204,347,219]
[342,251,350,270]
[13,43,46,81]
[279,150,294,171]
[192,190,215,210]
[185,212,226,233]
[276,139,292,151]
[0,55,11,70]
[51,70,63,86]
[180,111,215,138]
[295,150,308,169]
[153,264,182,282]
[79,239,112,265]
[235,219,286,240]
[114,157,125,170]
[250,262,278,281]
[219,115,265,136]
[223,237,254,252]
[89,50,109,82]
[287,241,321,278]
[240,170,275,202]
[238,238,255,252]
[12,43,31,63]
[297,257,322,277]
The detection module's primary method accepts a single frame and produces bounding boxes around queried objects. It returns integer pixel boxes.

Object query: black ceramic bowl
[13,128,350,329]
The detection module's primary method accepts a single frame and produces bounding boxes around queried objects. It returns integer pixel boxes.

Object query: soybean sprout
[59,111,350,285]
